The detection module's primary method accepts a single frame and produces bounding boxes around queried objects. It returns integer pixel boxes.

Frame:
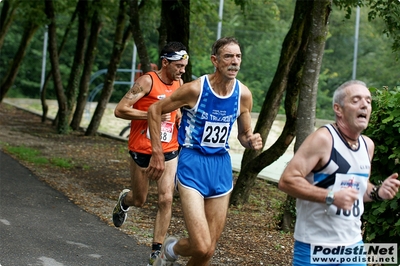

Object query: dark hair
[211,37,240,56]
[160,42,187,57]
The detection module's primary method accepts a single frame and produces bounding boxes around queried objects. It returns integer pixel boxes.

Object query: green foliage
[367,0,400,57]
[320,5,399,115]
[333,0,400,58]
[362,86,400,247]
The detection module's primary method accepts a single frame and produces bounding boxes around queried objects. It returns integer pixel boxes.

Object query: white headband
[160,50,189,61]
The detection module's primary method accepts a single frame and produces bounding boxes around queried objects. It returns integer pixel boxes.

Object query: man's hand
[333,188,359,210]
[379,173,400,200]
[161,112,171,121]
[247,133,262,150]
[145,152,165,181]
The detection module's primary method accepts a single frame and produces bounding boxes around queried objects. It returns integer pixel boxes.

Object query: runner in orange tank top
[112,42,189,266]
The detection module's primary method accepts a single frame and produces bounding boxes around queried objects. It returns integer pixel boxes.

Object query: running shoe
[112,189,130,227]
[147,250,161,266]
[153,237,179,266]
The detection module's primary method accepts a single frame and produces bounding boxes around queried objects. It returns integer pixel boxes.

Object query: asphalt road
[0,151,149,266]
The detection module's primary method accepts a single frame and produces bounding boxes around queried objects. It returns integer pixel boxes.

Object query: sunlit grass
[50,157,72,168]
[4,145,73,169]
[5,145,49,165]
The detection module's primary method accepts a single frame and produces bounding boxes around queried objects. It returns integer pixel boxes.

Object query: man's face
[213,43,242,79]
[166,59,188,81]
[341,84,372,131]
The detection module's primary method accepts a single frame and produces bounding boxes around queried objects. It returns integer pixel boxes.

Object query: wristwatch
[325,190,335,205]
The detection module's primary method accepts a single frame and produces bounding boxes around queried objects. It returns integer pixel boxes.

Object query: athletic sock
[152,243,162,252]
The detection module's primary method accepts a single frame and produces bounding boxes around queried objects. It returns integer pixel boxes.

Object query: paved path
[0,151,149,266]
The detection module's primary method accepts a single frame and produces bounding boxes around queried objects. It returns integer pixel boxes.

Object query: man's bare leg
[153,158,177,244]
[170,183,230,265]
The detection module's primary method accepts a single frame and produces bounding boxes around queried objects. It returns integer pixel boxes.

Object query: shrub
[362,86,400,249]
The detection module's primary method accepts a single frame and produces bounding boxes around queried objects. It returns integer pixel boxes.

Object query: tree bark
[295,0,330,149]
[157,2,167,66]
[44,0,69,134]
[230,0,332,216]
[230,0,310,206]
[281,0,332,233]
[128,0,151,74]
[161,0,192,82]
[65,0,89,123]
[85,0,131,136]
[0,0,19,50]
[0,22,39,102]
[71,1,102,130]
[40,6,79,122]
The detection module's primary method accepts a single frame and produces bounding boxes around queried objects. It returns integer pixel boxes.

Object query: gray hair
[332,80,367,108]
[211,37,240,56]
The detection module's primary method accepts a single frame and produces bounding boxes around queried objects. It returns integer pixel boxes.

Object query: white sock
[166,239,178,259]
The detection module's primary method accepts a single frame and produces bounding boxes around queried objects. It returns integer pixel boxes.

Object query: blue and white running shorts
[176,148,233,199]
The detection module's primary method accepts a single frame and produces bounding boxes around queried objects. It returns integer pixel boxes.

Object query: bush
[362,86,400,249]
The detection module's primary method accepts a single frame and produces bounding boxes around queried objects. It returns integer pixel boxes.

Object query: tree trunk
[157,2,167,66]
[0,0,19,50]
[65,0,89,122]
[161,0,192,82]
[230,0,332,213]
[230,0,311,206]
[71,1,102,131]
[44,0,69,134]
[281,0,332,233]
[128,0,151,74]
[0,22,39,102]
[40,6,78,122]
[295,0,330,148]
[85,0,130,136]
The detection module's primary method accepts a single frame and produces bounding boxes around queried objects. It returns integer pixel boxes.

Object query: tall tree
[39,6,79,122]
[85,0,131,136]
[70,0,103,131]
[230,0,332,209]
[0,1,41,102]
[161,0,192,82]
[281,0,332,232]
[64,0,89,122]
[0,0,20,50]
[0,23,40,101]
[128,0,151,74]
[157,1,167,58]
[44,0,69,134]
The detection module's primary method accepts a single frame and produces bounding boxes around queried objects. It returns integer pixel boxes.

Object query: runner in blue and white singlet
[147,37,263,265]
[177,75,241,198]
[179,75,240,154]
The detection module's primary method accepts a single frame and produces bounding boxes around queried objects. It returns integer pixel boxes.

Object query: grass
[5,145,49,165]
[4,144,73,169]
[50,157,73,168]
